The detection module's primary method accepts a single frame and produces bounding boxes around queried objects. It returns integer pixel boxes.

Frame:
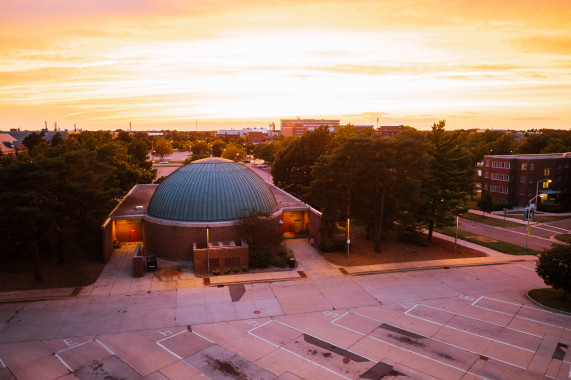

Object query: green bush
[536,243,571,298]
[231,267,240,273]
[222,267,230,275]
[249,245,272,268]
[242,266,249,272]
[211,268,221,276]
[273,256,289,268]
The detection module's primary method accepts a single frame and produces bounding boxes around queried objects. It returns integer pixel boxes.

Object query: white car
[159,161,168,164]
[257,164,267,168]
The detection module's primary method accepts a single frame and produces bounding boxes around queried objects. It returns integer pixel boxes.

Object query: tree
[210,139,227,157]
[419,121,474,242]
[192,140,210,156]
[50,132,64,147]
[477,191,494,215]
[253,143,276,164]
[221,142,246,161]
[22,132,46,152]
[536,243,571,298]
[272,126,331,199]
[153,138,173,160]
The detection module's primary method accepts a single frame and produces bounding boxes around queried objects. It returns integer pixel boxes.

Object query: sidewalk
[0,235,538,303]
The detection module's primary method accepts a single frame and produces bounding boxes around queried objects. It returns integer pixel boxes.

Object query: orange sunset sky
[1,0,570,131]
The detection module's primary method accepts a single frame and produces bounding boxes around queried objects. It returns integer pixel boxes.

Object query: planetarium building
[102,158,322,273]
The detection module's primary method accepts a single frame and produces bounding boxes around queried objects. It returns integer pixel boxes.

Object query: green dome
[147,158,277,222]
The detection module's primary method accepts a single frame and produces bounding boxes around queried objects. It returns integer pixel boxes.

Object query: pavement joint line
[419,303,543,338]
[405,304,536,353]
[516,264,536,271]
[332,312,485,377]
[95,338,115,356]
[54,351,74,373]
[156,340,183,360]
[0,357,5,368]
[272,319,378,363]
[247,321,351,380]
[156,329,186,344]
[348,310,531,370]
[475,297,568,328]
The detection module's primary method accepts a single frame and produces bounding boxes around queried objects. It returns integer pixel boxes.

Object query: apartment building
[280,119,340,137]
[481,154,571,207]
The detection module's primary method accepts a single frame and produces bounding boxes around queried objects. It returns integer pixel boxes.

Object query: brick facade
[481,154,571,207]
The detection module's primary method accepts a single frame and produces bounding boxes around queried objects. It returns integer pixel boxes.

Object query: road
[459,215,571,251]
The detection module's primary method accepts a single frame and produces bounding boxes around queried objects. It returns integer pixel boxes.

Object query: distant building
[481,153,571,207]
[216,127,280,143]
[280,119,340,137]
[378,126,403,137]
[0,130,71,155]
[0,134,17,156]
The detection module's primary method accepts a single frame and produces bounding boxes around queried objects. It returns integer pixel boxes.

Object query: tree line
[0,131,157,281]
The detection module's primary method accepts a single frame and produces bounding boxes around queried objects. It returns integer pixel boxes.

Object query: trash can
[147,256,157,272]
[288,258,296,269]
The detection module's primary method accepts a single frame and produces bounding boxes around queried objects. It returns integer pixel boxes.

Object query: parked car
[243,160,250,163]
[257,164,267,168]
[159,161,168,164]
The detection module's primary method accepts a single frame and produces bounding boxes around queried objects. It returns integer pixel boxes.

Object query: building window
[485,160,490,167]
[556,174,561,181]
[528,189,532,196]
[519,188,524,195]
[544,168,550,176]
[484,172,489,178]
[492,161,511,169]
[520,175,526,183]
[542,181,550,189]
[530,163,534,170]
[564,174,569,180]
[529,176,533,183]
[483,183,488,190]
[521,163,527,170]
[492,173,509,181]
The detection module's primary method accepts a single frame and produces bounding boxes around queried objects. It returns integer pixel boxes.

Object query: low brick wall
[132,243,144,278]
[193,240,249,274]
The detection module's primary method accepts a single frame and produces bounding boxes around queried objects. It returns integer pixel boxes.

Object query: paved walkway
[2,238,568,380]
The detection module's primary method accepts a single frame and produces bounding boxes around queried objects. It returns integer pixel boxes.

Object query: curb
[339,259,536,276]
[203,271,307,287]
[0,287,82,304]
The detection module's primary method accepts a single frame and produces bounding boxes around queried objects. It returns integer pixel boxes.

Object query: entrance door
[282,219,290,233]
[129,226,138,242]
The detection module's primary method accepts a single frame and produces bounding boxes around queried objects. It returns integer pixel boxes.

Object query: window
[521,163,527,170]
[492,173,509,181]
[544,168,550,176]
[529,176,533,183]
[565,174,569,180]
[543,181,550,189]
[483,183,488,190]
[519,188,524,195]
[528,189,532,196]
[520,176,526,183]
[530,163,534,170]
[484,172,489,178]
[556,174,561,181]
[485,160,490,167]
[492,161,512,169]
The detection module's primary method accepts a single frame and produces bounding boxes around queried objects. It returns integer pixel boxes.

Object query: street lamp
[525,178,552,248]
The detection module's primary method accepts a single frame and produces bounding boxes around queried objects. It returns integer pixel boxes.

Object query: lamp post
[525,178,552,248]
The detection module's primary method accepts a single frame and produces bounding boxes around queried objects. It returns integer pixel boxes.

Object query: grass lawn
[461,212,522,227]
[437,226,539,256]
[505,214,571,223]
[528,288,571,313]
[554,234,571,243]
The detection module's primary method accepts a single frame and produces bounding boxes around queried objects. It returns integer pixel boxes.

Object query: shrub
[273,256,289,268]
[249,245,272,268]
[211,268,221,276]
[242,266,249,272]
[231,267,240,273]
[222,267,230,275]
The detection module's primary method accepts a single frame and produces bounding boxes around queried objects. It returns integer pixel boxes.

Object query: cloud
[513,35,571,55]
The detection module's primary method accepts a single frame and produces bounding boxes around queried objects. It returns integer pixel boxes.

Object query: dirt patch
[0,253,104,292]
[321,233,487,267]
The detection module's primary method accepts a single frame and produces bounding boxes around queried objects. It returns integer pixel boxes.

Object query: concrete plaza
[0,238,569,379]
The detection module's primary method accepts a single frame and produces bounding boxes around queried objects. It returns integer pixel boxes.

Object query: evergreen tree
[419,121,474,242]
